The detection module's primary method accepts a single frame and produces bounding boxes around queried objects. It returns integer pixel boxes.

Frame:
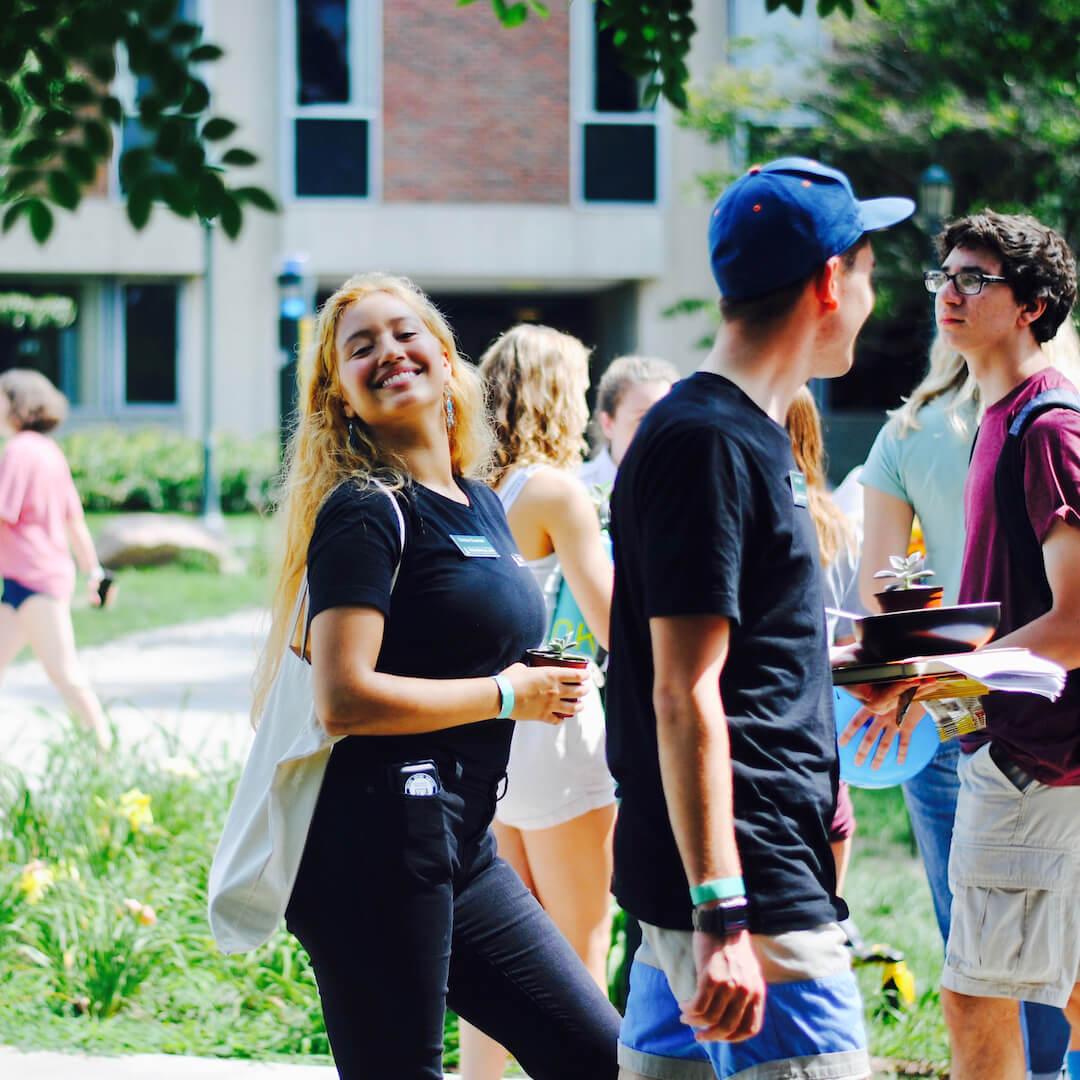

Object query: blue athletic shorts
[1,577,40,610]
[618,922,871,1080]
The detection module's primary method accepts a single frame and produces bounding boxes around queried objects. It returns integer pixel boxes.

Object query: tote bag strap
[296,479,408,661]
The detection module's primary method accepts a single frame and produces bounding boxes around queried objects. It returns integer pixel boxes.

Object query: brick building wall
[382,1,570,204]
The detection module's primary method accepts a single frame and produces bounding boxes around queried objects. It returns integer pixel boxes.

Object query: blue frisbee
[835,687,940,789]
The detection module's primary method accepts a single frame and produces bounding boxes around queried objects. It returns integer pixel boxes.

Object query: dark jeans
[286,755,620,1080]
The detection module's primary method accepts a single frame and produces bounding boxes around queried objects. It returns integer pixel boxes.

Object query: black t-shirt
[307,477,547,783]
[606,372,843,934]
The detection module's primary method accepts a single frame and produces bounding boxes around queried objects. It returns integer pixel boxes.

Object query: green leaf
[218,194,242,239]
[127,186,154,230]
[4,170,39,196]
[201,117,237,141]
[145,0,179,29]
[160,175,196,217]
[47,171,80,211]
[28,199,53,243]
[220,148,257,167]
[189,44,224,63]
[155,118,187,160]
[38,108,77,136]
[60,80,95,108]
[0,83,22,133]
[119,147,153,187]
[181,79,211,115]
[83,120,112,157]
[102,96,124,125]
[501,3,529,28]
[87,50,117,83]
[2,201,27,233]
[22,70,51,105]
[11,139,54,165]
[62,145,97,183]
[169,21,203,45]
[234,185,278,212]
[34,40,65,80]
[195,171,226,218]
[456,0,478,6]
[0,42,27,79]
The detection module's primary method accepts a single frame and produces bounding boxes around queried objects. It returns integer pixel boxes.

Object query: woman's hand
[500,662,590,725]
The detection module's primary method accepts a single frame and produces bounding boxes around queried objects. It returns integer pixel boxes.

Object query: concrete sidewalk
[0,609,267,774]
[0,1048,339,1079]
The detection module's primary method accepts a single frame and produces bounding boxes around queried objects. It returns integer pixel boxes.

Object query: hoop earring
[347,418,362,452]
[445,393,455,430]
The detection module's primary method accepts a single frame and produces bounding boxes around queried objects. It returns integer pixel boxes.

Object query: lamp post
[917,164,955,250]
[201,218,224,534]
[277,254,313,457]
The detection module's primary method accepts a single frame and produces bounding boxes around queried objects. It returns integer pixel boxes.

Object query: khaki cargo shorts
[942,743,1080,1008]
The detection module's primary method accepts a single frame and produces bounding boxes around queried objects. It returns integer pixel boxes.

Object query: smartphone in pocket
[394,760,441,798]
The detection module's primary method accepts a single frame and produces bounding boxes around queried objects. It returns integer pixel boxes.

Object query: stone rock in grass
[96,514,229,570]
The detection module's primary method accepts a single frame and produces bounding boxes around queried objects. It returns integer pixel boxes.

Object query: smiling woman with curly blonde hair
[463,325,616,1080]
[248,278,619,1080]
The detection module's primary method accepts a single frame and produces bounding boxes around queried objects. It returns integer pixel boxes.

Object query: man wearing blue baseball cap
[606,158,914,1080]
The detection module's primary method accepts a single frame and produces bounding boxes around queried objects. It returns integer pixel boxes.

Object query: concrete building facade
[1,0,739,441]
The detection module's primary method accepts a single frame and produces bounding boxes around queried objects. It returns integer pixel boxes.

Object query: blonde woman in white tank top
[459,325,616,1080]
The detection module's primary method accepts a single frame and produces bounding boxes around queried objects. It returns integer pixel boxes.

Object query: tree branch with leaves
[0,0,275,243]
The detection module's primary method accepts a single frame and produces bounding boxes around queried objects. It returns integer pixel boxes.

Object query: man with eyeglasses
[926,211,1080,1080]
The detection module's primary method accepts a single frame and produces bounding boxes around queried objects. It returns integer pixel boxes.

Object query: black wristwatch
[691,896,751,939]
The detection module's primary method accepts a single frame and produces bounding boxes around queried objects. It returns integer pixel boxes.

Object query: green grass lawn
[0,732,952,1077]
[846,787,950,1077]
[63,513,274,649]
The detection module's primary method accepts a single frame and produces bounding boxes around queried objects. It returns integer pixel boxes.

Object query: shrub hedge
[59,428,280,514]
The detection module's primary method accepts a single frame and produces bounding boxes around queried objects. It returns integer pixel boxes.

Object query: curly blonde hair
[479,324,592,486]
[252,272,492,721]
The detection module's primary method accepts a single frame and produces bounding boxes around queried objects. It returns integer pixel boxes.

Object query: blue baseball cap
[709,157,915,301]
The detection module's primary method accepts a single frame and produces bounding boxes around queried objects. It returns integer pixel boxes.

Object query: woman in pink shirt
[0,369,109,747]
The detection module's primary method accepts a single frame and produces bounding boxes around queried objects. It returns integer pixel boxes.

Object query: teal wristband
[689,876,745,905]
[493,674,515,720]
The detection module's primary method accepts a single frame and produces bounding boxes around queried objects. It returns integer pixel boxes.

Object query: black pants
[286,756,621,1079]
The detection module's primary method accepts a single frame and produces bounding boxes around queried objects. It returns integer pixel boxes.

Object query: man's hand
[839,700,927,768]
[679,930,765,1043]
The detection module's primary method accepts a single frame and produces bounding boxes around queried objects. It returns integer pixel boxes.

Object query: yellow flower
[17,860,55,905]
[118,789,153,833]
[122,897,157,926]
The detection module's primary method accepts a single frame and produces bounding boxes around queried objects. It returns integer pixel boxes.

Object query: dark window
[594,6,643,112]
[124,284,178,405]
[0,285,80,403]
[583,123,656,203]
[295,118,369,197]
[297,0,350,105]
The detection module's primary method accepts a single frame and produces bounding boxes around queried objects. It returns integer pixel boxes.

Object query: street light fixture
[278,254,312,456]
[917,163,955,241]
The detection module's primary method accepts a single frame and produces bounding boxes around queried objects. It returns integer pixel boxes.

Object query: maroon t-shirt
[958,367,1080,785]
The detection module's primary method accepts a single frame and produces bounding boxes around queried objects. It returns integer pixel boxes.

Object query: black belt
[989,742,1036,792]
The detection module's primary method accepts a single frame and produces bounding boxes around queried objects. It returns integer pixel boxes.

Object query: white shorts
[942,742,1080,1008]
[495,683,616,830]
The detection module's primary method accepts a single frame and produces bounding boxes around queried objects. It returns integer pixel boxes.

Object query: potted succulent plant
[524,633,591,670]
[873,553,944,613]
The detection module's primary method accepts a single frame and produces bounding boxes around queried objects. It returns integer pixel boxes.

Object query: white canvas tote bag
[208,482,405,953]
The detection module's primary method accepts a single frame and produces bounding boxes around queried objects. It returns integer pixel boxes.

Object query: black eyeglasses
[923,269,1009,296]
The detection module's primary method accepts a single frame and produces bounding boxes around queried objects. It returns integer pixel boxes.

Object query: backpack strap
[994,388,1080,618]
